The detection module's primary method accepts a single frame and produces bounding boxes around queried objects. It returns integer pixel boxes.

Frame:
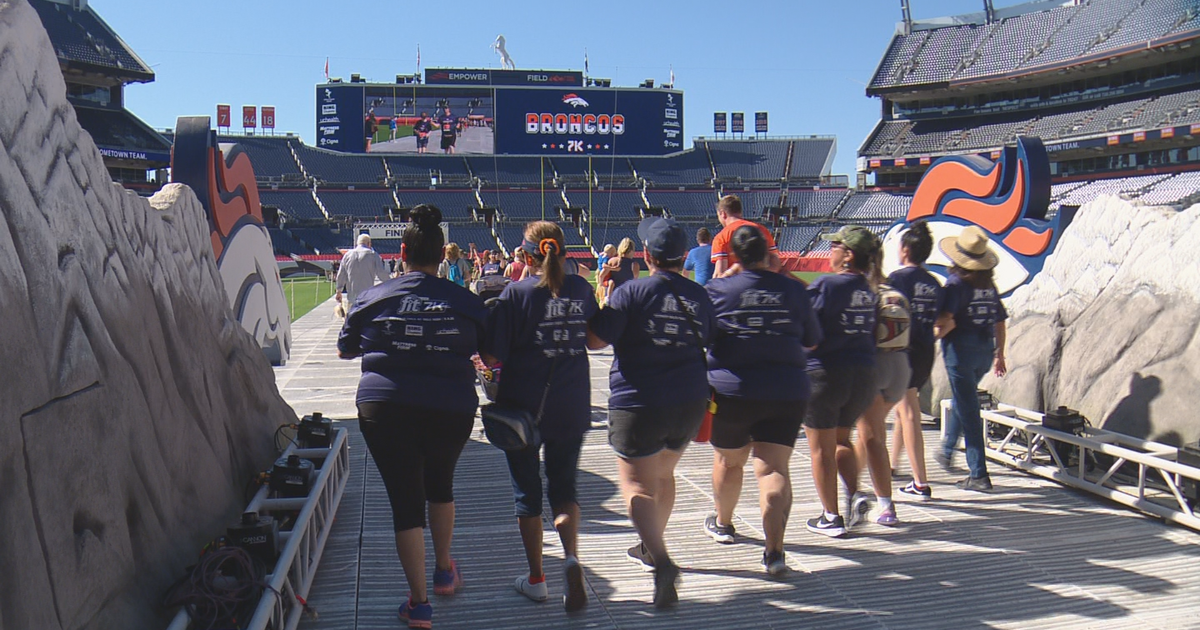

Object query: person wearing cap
[933,226,1008,492]
[702,225,822,575]
[336,233,390,311]
[802,225,881,538]
[481,221,599,612]
[710,194,781,278]
[587,216,715,609]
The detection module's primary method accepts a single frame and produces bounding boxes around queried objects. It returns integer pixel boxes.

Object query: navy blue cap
[637,216,688,262]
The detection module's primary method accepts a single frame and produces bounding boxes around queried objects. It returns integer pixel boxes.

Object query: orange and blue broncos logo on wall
[881,136,1075,296]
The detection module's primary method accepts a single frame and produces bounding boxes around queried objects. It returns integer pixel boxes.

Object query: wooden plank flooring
[280,300,1200,630]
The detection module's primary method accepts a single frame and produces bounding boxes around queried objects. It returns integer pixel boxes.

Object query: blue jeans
[504,435,584,517]
[941,333,995,479]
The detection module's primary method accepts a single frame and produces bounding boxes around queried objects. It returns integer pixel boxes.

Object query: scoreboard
[317,69,683,157]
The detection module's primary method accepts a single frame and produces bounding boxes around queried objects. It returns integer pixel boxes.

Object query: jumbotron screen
[316,79,683,157]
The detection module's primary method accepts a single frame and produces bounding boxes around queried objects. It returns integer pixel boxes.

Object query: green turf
[373,124,415,144]
[283,276,335,321]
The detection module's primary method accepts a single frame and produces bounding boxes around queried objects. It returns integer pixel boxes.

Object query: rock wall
[937,195,1200,446]
[0,2,294,629]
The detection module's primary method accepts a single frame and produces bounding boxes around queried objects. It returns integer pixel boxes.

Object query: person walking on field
[337,205,486,629]
[703,225,821,574]
[336,233,389,309]
[710,194,781,278]
[481,221,599,613]
[587,217,715,608]
[684,227,714,285]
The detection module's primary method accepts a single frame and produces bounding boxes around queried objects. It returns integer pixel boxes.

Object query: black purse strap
[534,325,564,424]
[660,273,707,364]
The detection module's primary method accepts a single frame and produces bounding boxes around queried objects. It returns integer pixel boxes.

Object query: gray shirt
[336,246,389,304]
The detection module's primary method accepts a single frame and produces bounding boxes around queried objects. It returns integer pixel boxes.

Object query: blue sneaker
[398,598,432,629]
[433,560,461,596]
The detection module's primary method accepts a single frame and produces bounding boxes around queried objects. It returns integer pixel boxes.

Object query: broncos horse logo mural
[881,136,1076,296]
[172,116,292,365]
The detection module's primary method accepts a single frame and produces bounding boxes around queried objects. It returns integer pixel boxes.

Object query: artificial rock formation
[0,2,294,629]
[962,195,1200,445]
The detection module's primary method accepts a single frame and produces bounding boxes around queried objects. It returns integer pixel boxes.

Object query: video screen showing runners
[362,86,494,154]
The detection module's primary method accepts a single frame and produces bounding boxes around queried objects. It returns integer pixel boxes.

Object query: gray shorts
[876,350,913,404]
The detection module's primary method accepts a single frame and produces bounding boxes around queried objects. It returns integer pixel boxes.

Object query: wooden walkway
[278,300,1200,629]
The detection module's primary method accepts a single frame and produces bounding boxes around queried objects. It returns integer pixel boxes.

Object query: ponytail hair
[901,220,934,264]
[403,204,444,267]
[522,221,566,297]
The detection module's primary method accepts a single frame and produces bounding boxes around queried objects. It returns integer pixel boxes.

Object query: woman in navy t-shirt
[588,217,714,607]
[337,205,486,627]
[887,221,943,500]
[803,225,880,539]
[935,226,1008,492]
[482,221,598,612]
[702,225,821,575]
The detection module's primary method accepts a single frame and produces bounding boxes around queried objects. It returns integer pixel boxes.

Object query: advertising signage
[316,83,683,156]
[425,68,583,87]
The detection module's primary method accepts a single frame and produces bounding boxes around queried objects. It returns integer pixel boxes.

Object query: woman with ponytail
[481,220,599,612]
[887,221,943,500]
[337,204,487,629]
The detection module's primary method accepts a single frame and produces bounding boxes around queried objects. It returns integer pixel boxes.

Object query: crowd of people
[335,194,1009,628]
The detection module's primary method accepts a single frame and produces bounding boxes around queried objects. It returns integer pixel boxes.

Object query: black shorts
[710,395,806,449]
[908,341,936,390]
[358,401,474,531]
[416,135,430,148]
[608,400,707,458]
[804,363,878,430]
[441,134,457,149]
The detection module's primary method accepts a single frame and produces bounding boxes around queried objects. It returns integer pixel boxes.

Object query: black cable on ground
[162,545,277,630]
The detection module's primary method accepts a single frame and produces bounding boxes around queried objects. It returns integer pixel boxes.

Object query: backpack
[447,259,466,286]
[876,283,911,349]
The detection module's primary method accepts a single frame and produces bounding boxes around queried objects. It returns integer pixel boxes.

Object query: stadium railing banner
[494,87,684,156]
[780,255,831,273]
[262,106,276,130]
[242,105,257,129]
[880,136,1074,297]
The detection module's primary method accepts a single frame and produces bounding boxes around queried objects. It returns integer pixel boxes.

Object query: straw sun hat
[938,225,999,271]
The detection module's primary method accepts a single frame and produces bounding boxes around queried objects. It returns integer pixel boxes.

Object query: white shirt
[336,245,389,304]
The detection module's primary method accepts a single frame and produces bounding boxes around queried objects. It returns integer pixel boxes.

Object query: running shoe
[432,560,461,596]
[514,575,549,602]
[935,451,954,473]
[846,492,871,530]
[955,476,993,492]
[762,550,789,576]
[899,480,932,500]
[652,561,681,608]
[875,504,899,527]
[805,513,847,538]
[563,556,587,613]
[703,513,736,544]
[398,598,432,629]
[626,542,655,572]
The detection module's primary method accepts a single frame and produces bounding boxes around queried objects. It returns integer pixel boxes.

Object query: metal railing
[167,426,351,630]
[940,400,1200,531]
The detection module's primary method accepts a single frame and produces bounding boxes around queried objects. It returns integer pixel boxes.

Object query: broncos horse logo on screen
[881,136,1075,296]
[562,93,589,108]
[172,116,292,365]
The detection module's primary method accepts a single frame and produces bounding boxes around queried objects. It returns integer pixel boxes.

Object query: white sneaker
[514,575,548,602]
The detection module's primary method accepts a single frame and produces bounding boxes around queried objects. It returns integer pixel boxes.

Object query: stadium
[6,0,1200,628]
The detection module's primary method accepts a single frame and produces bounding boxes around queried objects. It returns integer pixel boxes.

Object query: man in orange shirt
[710,194,782,277]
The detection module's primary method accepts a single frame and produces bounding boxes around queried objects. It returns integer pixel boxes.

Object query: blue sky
[97,1,1012,177]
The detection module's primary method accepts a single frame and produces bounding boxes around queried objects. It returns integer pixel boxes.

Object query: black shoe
[703,513,736,544]
[652,562,680,608]
[626,542,655,572]
[955,476,993,492]
[762,550,788,576]
[805,513,847,538]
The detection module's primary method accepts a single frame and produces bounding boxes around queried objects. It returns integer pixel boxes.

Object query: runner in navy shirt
[886,221,943,500]
[587,217,711,607]
[803,225,880,539]
[701,225,821,575]
[934,226,1009,493]
[481,221,597,612]
[438,107,458,154]
[337,205,483,625]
